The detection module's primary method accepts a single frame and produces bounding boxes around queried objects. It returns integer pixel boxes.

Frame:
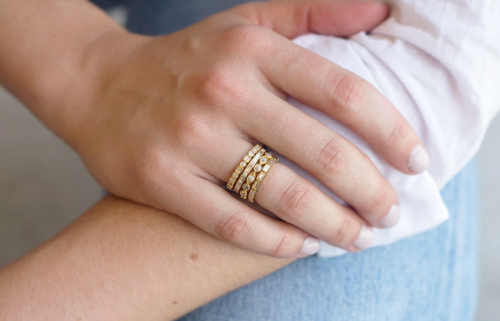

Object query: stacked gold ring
[226,144,262,190]
[247,154,278,203]
[226,144,279,203]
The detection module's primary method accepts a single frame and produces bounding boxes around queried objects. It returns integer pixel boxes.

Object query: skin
[0,196,293,321]
[0,0,428,258]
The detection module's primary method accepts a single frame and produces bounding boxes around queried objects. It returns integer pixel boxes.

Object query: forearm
[0,0,121,145]
[0,196,292,321]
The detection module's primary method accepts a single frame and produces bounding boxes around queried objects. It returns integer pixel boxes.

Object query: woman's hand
[68,0,428,257]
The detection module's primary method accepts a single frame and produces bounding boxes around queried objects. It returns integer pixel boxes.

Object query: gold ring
[248,155,279,203]
[226,144,262,190]
[234,147,267,195]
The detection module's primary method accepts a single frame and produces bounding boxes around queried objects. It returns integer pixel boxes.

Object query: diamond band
[245,152,279,203]
[234,148,267,193]
[225,144,279,204]
[226,144,262,190]
[247,154,278,203]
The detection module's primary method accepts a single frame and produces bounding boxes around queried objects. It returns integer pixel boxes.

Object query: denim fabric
[90,0,122,11]
[125,0,268,35]
[91,0,265,35]
[90,1,480,319]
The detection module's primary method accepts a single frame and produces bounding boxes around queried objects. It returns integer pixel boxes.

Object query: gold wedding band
[226,144,279,203]
[226,144,262,190]
[234,147,267,194]
[248,155,278,203]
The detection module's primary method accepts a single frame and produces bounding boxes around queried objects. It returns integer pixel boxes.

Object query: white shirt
[276,0,500,257]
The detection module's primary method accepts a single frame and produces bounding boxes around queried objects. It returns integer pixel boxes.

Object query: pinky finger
[172,177,320,258]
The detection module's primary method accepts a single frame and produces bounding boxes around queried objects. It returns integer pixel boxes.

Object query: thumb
[230,0,390,39]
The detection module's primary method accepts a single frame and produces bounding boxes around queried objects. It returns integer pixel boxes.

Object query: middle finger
[236,89,400,229]
[204,139,373,251]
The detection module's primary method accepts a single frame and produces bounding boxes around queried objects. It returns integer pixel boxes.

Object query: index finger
[257,32,429,175]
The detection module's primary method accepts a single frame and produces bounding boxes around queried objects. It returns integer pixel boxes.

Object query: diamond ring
[226,144,279,203]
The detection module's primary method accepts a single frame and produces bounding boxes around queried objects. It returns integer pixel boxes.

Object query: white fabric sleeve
[274,0,500,257]
[357,0,500,188]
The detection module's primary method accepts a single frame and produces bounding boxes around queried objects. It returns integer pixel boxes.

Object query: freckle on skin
[190,253,198,260]
[172,301,177,305]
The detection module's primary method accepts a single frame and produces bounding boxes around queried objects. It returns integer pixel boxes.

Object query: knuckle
[174,112,211,147]
[364,183,391,214]
[331,215,356,246]
[332,72,367,115]
[195,67,240,105]
[386,117,405,146]
[270,232,291,257]
[278,180,315,219]
[315,138,348,176]
[216,212,252,244]
[221,24,269,55]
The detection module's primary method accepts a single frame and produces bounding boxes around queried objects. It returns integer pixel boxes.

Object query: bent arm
[0,196,293,321]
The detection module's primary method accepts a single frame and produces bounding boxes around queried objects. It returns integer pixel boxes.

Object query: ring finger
[236,88,400,229]
[206,139,374,252]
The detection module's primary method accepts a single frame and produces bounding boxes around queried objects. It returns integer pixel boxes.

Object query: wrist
[37,29,134,150]
[45,28,129,149]
[65,30,151,153]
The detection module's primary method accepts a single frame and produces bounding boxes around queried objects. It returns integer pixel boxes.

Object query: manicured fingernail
[380,204,400,228]
[300,237,320,255]
[407,145,429,174]
[354,226,374,250]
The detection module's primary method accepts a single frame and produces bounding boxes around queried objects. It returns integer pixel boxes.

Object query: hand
[71,0,427,257]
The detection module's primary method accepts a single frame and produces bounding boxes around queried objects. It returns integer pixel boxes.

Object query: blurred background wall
[0,9,499,320]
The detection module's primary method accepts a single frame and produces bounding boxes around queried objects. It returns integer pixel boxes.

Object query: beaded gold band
[238,150,272,200]
[226,144,279,203]
[226,144,262,190]
[234,148,267,193]
[247,155,278,203]
[226,144,279,202]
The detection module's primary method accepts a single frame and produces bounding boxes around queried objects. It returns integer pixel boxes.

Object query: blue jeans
[91,1,480,319]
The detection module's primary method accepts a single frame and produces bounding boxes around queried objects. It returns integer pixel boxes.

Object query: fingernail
[300,237,320,256]
[407,145,429,174]
[380,204,400,228]
[354,226,374,250]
